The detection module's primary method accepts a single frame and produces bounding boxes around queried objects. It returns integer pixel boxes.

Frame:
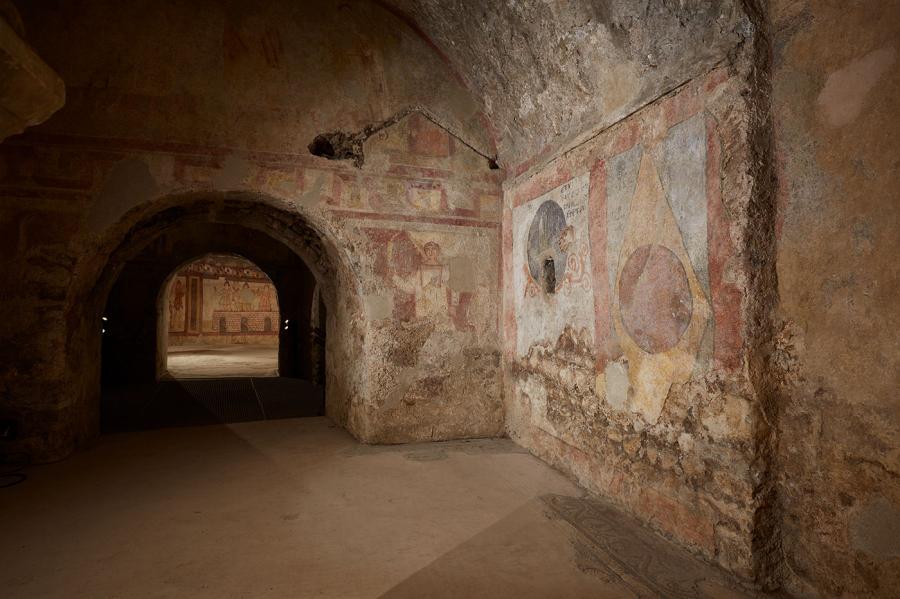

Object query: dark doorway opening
[100,222,326,432]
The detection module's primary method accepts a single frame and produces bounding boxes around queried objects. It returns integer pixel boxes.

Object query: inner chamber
[164,253,280,379]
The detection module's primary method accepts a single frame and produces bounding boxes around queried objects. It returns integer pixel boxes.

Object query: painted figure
[256,285,274,311]
[239,282,256,311]
[392,240,451,327]
[169,278,186,330]
[217,280,238,310]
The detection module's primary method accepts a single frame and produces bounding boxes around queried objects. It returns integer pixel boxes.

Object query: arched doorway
[161,253,281,379]
[67,193,363,439]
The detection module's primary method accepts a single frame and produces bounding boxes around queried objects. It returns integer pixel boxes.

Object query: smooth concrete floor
[0,418,759,598]
[167,344,278,378]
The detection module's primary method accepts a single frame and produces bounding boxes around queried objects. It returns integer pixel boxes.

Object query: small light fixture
[284,319,290,324]
[283,325,289,330]
[101,328,106,334]
[101,316,108,321]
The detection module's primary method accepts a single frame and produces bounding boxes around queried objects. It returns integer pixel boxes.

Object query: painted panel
[167,276,187,332]
[601,113,712,424]
[167,255,280,342]
[364,227,496,337]
[513,173,594,356]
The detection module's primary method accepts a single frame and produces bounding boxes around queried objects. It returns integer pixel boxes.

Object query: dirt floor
[166,344,279,378]
[0,417,760,598]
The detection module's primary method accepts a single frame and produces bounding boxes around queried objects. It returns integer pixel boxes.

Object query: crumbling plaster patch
[501,55,775,581]
[0,5,64,142]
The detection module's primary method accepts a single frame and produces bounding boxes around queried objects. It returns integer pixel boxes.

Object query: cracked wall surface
[771,1,900,596]
[501,67,767,579]
[386,0,749,169]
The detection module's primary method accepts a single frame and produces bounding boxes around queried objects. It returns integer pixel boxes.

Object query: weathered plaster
[388,0,750,168]
[2,1,897,595]
[772,0,900,596]
[0,0,503,460]
[502,67,763,578]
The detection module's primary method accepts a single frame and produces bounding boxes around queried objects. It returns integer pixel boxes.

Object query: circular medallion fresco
[526,200,568,286]
[618,244,692,354]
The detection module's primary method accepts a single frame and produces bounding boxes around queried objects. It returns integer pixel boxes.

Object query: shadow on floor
[378,494,763,599]
[101,377,324,432]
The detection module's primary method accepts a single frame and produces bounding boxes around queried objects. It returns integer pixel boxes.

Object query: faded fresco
[506,70,752,567]
[365,227,496,336]
[513,174,594,356]
[601,113,713,424]
[512,111,716,432]
[166,254,279,345]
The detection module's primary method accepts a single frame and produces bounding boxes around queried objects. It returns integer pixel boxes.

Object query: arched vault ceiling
[384,0,750,168]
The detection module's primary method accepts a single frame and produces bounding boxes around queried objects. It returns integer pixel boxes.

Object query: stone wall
[2,1,898,595]
[389,0,749,168]
[0,0,64,142]
[502,67,766,578]
[771,1,900,596]
[0,0,503,460]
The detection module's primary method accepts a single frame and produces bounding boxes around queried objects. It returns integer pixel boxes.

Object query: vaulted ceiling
[383,0,749,167]
[6,0,750,169]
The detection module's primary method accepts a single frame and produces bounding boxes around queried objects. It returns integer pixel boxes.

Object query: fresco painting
[512,110,717,430]
[167,255,280,344]
[366,227,495,335]
[325,114,500,222]
[601,128,712,424]
[513,173,595,356]
[168,277,187,332]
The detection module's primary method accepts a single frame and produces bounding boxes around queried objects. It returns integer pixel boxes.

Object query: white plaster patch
[817,46,897,127]
[605,360,630,412]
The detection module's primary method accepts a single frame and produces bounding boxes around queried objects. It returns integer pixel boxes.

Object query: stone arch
[62,191,366,455]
